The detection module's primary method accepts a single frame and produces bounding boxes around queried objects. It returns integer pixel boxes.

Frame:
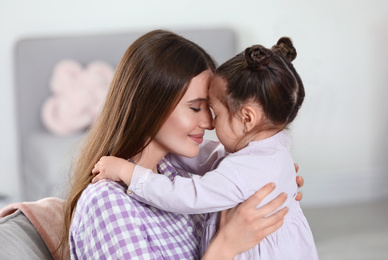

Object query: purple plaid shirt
[70,157,205,259]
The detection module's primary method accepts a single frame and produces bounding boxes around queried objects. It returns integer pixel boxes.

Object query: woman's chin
[180,146,200,158]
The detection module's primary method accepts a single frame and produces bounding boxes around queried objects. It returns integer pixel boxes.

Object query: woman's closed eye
[190,107,201,112]
[188,99,208,113]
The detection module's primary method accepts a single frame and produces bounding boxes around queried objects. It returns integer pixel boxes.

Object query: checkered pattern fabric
[70,157,205,259]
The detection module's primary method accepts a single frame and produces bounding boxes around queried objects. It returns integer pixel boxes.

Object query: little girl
[92,37,318,259]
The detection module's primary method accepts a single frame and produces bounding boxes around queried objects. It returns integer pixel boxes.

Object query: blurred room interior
[0,0,387,259]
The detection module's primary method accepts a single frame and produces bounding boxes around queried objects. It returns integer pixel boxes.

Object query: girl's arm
[166,139,227,176]
[127,162,245,214]
[91,140,226,185]
[92,155,245,214]
[92,156,305,214]
[202,183,288,259]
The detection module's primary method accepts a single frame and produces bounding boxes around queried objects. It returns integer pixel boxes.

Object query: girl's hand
[294,163,304,201]
[202,183,287,259]
[91,156,134,186]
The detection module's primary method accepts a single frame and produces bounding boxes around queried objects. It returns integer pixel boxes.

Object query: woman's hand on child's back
[202,183,288,259]
[91,156,134,186]
[202,163,304,259]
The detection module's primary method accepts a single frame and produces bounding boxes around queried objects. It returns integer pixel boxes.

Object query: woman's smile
[188,133,204,144]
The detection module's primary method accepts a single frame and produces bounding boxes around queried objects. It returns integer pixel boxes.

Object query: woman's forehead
[183,70,213,101]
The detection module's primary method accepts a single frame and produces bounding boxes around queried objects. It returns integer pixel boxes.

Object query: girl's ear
[240,105,263,133]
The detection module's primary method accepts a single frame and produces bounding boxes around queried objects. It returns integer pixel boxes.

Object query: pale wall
[0,0,387,207]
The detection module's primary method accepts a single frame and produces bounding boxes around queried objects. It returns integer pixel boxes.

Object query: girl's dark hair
[216,37,304,130]
[60,29,215,256]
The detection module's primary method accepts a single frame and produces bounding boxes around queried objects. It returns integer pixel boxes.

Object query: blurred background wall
[0,0,387,208]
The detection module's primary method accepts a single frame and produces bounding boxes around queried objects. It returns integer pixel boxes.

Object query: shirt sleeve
[165,139,227,176]
[128,159,247,214]
[71,183,161,259]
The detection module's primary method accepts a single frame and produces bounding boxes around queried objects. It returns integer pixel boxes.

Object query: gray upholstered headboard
[14,29,237,201]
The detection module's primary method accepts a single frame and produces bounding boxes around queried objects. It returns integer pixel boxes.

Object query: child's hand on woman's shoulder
[92,156,134,186]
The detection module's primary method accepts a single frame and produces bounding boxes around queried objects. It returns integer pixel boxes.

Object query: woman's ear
[240,105,263,132]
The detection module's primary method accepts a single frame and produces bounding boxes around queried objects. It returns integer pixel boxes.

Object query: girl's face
[209,77,244,153]
[152,70,214,158]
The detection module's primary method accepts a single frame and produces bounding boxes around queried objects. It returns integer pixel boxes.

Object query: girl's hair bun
[244,45,273,70]
[272,37,297,62]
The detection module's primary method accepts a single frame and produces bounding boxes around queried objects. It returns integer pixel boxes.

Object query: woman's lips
[189,134,204,144]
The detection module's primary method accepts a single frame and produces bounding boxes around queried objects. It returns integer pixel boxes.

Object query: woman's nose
[199,107,214,130]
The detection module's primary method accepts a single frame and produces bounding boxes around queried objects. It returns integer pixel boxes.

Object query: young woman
[62,29,304,259]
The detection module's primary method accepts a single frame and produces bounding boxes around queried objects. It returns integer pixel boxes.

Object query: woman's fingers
[238,183,287,218]
[214,183,289,256]
[259,207,288,237]
[296,175,304,188]
[293,163,304,201]
[254,192,287,218]
[219,182,282,229]
[241,183,276,209]
[295,192,303,201]
[294,163,299,173]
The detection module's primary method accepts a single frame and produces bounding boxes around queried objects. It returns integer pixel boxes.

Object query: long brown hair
[60,29,215,254]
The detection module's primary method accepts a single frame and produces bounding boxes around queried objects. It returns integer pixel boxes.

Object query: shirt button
[187,226,193,233]
[127,189,133,195]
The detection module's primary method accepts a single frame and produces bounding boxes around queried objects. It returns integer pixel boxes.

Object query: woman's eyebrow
[187,98,209,104]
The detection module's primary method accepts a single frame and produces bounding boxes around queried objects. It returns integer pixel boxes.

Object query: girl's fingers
[92,174,103,183]
[91,167,99,175]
